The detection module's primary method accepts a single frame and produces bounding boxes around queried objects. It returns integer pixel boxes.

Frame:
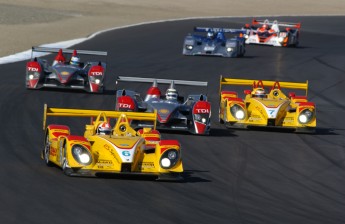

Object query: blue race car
[182,27,246,57]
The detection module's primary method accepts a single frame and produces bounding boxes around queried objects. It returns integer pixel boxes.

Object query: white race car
[243,19,301,47]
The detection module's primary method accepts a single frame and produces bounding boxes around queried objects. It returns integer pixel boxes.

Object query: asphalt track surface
[1,16,345,224]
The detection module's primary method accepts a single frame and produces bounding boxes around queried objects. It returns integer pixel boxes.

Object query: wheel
[61,143,73,176]
[219,108,224,124]
[61,157,72,176]
[43,131,53,166]
[238,46,245,57]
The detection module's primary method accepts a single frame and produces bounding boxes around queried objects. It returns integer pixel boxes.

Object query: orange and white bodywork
[244,19,301,47]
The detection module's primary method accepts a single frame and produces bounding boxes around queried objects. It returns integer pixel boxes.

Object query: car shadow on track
[314,127,341,135]
[94,171,211,183]
[180,170,211,183]
[26,87,117,95]
[157,127,237,137]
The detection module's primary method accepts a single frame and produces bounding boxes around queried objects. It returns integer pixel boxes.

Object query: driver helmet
[70,56,80,66]
[207,32,214,39]
[166,88,178,100]
[258,24,268,32]
[252,88,266,98]
[96,122,112,135]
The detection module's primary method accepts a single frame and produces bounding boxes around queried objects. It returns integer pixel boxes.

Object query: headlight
[230,104,245,120]
[72,144,92,165]
[278,37,284,42]
[194,113,209,124]
[28,72,39,80]
[186,45,193,50]
[298,109,314,124]
[160,149,179,169]
[89,76,101,84]
[244,34,249,39]
[226,47,233,52]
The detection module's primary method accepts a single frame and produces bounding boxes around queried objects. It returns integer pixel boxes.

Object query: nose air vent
[121,163,131,172]
[267,119,275,126]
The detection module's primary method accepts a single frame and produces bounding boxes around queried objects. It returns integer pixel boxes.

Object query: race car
[26,47,107,93]
[243,19,301,47]
[182,27,246,57]
[115,76,211,135]
[219,76,316,132]
[42,104,183,181]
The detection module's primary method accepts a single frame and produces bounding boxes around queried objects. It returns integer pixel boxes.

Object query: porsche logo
[159,109,169,114]
[61,71,69,76]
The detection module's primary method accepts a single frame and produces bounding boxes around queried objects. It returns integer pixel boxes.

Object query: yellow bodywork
[219,76,316,131]
[42,104,183,180]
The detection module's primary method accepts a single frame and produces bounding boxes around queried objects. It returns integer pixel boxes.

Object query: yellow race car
[219,76,316,132]
[42,104,183,180]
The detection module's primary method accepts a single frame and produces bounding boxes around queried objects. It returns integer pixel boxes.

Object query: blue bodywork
[182,27,246,57]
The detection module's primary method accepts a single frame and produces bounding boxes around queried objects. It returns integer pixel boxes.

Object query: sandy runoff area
[0,0,344,58]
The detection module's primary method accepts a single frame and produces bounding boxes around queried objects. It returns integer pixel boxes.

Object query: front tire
[61,158,72,176]
[43,131,53,166]
[219,108,224,124]
[61,141,73,176]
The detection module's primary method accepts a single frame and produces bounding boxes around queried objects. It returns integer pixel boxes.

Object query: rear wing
[43,104,157,131]
[194,27,246,34]
[31,46,107,58]
[116,76,208,87]
[219,75,308,96]
[251,19,301,29]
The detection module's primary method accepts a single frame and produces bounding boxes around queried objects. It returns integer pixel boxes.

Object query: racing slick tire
[43,131,53,167]
[61,158,73,176]
[218,108,225,124]
[61,142,73,176]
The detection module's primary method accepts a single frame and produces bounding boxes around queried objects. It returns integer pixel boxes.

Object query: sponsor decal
[91,71,103,76]
[97,160,113,168]
[204,46,215,51]
[50,147,57,156]
[146,140,159,144]
[61,71,69,76]
[122,151,131,157]
[283,117,294,124]
[28,67,38,72]
[249,117,262,121]
[159,109,169,114]
[195,108,209,113]
[118,103,131,108]
[104,144,120,163]
[138,162,155,169]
